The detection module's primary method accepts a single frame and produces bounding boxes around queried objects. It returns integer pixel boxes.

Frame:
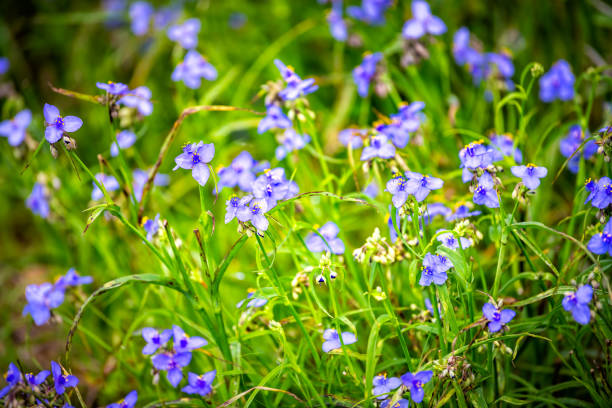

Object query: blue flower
[258,105,292,134]
[386,174,410,208]
[539,60,575,102]
[167,18,201,49]
[482,302,515,332]
[0,57,9,74]
[141,327,172,355]
[143,213,161,241]
[473,172,499,208]
[381,399,409,408]
[322,329,357,353]
[403,171,444,202]
[419,253,452,286]
[562,285,593,325]
[217,151,265,193]
[22,282,65,326]
[559,125,597,173]
[96,81,129,95]
[347,0,391,25]
[511,163,548,190]
[587,218,612,256]
[119,86,153,116]
[445,204,481,221]
[43,103,83,144]
[132,169,169,203]
[173,325,208,353]
[360,134,395,161]
[584,178,598,204]
[401,370,433,403]
[0,363,22,398]
[459,141,494,182]
[372,374,402,399]
[107,390,138,408]
[26,183,50,219]
[236,198,269,233]
[0,109,31,146]
[173,142,215,186]
[353,52,382,97]
[236,290,268,308]
[152,351,192,388]
[92,173,120,201]
[25,369,50,389]
[327,2,347,41]
[305,222,345,254]
[363,181,379,198]
[55,268,93,290]
[452,27,476,65]
[338,127,366,148]
[274,60,318,101]
[182,370,216,396]
[172,50,218,89]
[51,361,79,395]
[275,129,310,160]
[437,231,472,250]
[225,195,252,224]
[490,134,522,163]
[592,177,612,209]
[402,0,446,39]
[375,102,425,148]
[129,1,154,35]
[252,168,294,209]
[111,130,137,157]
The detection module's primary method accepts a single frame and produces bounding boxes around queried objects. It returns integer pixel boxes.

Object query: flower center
[191,152,201,165]
[251,205,261,215]
[605,184,612,195]
[420,176,429,187]
[152,334,160,344]
[602,233,612,244]
[230,197,240,207]
[55,116,65,128]
[422,266,433,276]
[492,311,501,321]
[475,186,486,196]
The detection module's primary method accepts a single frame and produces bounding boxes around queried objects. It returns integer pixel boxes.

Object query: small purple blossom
[173,325,208,353]
[386,174,409,208]
[111,130,137,157]
[274,59,318,101]
[587,218,612,256]
[225,195,252,224]
[43,103,83,144]
[490,134,522,163]
[217,151,266,193]
[258,105,292,134]
[152,351,192,388]
[22,282,65,326]
[237,197,269,233]
[182,370,216,396]
[96,81,129,95]
[167,18,201,49]
[372,374,402,399]
[0,57,9,74]
[446,204,481,221]
[353,52,382,98]
[236,290,268,308]
[482,303,515,332]
[559,125,597,173]
[305,222,345,255]
[252,168,295,209]
[322,329,357,353]
[402,0,446,39]
[511,163,548,190]
[55,268,93,290]
[129,1,154,35]
[473,172,499,208]
[92,173,120,201]
[0,363,21,398]
[419,253,452,286]
[172,50,218,89]
[275,129,310,160]
[132,169,169,203]
[562,285,593,325]
[381,399,409,408]
[327,2,347,41]
[51,361,79,395]
[143,213,161,241]
[360,134,395,161]
[24,369,50,389]
[338,127,366,149]
[0,109,31,146]
[539,60,575,102]
[347,0,391,25]
[26,183,50,219]
[141,327,172,355]
[437,231,472,250]
[403,171,444,202]
[107,390,138,408]
[592,177,612,209]
[173,142,215,186]
[400,370,433,403]
[119,86,153,116]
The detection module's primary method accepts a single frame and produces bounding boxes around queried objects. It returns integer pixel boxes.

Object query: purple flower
[119,86,153,116]
[258,105,292,134]
[173,142,215,186]
[143,213,161,241]
[0,109,31,146]
[111,130,137,157]
[353,52,382,98]
[338,128,366,149]
[153,6,180,30]
[172,50,218,89]
[274,59,318,101]
[562,285,593,325]
[459,141,494,182]
[22,282,65,326]
[363,181,379,198]
[360,134,395,161]
[419,253,452,286]
[152,351,192,388]
[347,0,391,25]
[43,103,83,144]
[236,290,268,308]
[584,178,598,205]
[25,369,50,389]
[0,57,9,75]
[372,374,402,399]
[305,222,345,255]
[96,81,129,95]
[482,303,515,332]
[511,163,548,190]
[92,173,120,201]
[141,327,172,355]
[107,390,138,408]
[225,195,252,224]
[386,174,409,208]
[252,168,291,209]
[275,129,310,160]
[473,172,499,208]
[26,183,50,219]
[452,27,474,65]
[237,198,269,233]
[401,370,433,403]
[167,18,201,49]
[539,60,575,102]
[217,151,265,193]
[403,171,444,202]
[129,1,154,35]
[402,0,446,39]
[173,325,208,353]
[0,363,22,398]
[51,361,79,395]
[322,329,357,353]
[490,134,522,163]
[378,101,426,149]
[559,125,597,174]
[132,169,169,203]
[55,268,93,290]
[437,231,472,250]
[446,204,481,221]
[182,370,216,396]
[592,177,612,209]
[381,399,409,408]
[587,218,612,256]
[327,2,347,41]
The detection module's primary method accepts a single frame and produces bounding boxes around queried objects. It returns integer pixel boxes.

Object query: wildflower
[167,18,201,49]
[26,183,50,219]
[252,168,290,209]
[459,141,493,176]
[141,327,172,355]
[360,134,395,161]
[0,363,21,398]
[43,103,83,144]
[55,268,93,290]
[275,129,310,160]
[381,399,409,408]
[446,204,481,221]
[0,57,8,74]
[119,86,153,116]
[258,105,292,134]
[153,5,180,30]
[386,174,409,208]
[402,0,446,39]
[372,374,402,399]
[400,370,433,403]
[338,127,366,149]
[392,101,425,131]
[437,231,472,250]
[490,134,522,163]
[353,52,382,97]
[225,196,252,223]
[0,109,31,146]
[172,50,218,89]
[584,178,598,205]
[274,59,318,101]
[25,369,50,389]
[347,0,391,25]
[107,390,138,408]
[91,173,120,201]
[539,60,575,102]
[152,351,192,387]
[419,253,451,286]
[51,361,79,395]
[482,302,515,332]
[96,81,129,95]
[592,177,612,209]
[173,142,215,186]
[327,2,347,41]
[173,325,208,353]
[588,218,612,256]
[473,172,499,208]
[22,282,65,326]
[132,169,169,202]
[404,171,444,202]
[237,198,269,233]
[452,27,475,65]
[363,182,379,198]
[236,290,268,308]
[511,163,548,190]
[322,329,357,352]
[562,285,593,325]
[129,1,154,35]
[110,130,137,157]
[305,222,345,254]
[217,151,268,193]
[559,125,597,173]
[182,370,216,396]
[143,213,161,241]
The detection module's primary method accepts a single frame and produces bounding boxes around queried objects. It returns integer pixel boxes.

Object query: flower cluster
[172,50,218,89]
[353,52,382,98]
[0,361,79,404]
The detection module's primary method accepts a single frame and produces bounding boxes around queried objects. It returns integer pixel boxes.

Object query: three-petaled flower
[43,103,83,144]
[562,285,593,325]
[587,218,612,256]
[0,109,31,146]
[402,0,447,39]
[51,361,79,395]
[141,327,172,355]
[372,374,402,399]
[305,222,345,255]
[419,253,452,286]
[173,142,215,186]
[510,163,548,190]
[107,390,138,408]
[182,370,216,396]
[400,370,433,403]
[482,302,515,332]
[322,329,357,353]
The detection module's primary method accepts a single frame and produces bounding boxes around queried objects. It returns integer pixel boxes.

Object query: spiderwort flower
[173,142,215,186]
[490,134,522,163]
[372,374,402,399]
[473,172,499,208]
[437,231,472,250]
[338,127,366,148]
[141,327,172,355]
[0,109,31,146]
[92,173,120,201]
[562,285,593,325]
[167,18,201,49]
[107,390,138,408]
[404,171,444,202]
[402,0,447,39]
[584,178,598,205]
[110,130,137,157]
[132,169,169,203]
[252,168,291,209]
[26,183,50,219]
[0,363,21,398]
[237,198,269,233]
[43,103,83,144]
[22,283,65,326]
[225,196,252,224]
[446,204,481,221]
[236,290,268,308]
[360,134,395,161]
[258,105,292,134]
[55,268,93,290]
[482,303,515,332]
[322,329,357,353]
[305,222,345,254]
[96,81,129,95]
[419,253,451,286]
[119,86,153,116]
[511,163,548,190]
[276,129,310,160]
[401,370,433,403]
[353,52,382,98]
[129,1,154,35]
[24,369,50,389]
[274,59,318,101]
[173,325,208,353]
[587,218,612,256]
[386,174,409,208]
[381,399,409,408]
[539,60,575,102]
[51,361,79,395]
[592,177,612,209]
[143,213,161,241]
[182,370,216,396]
[363,182,379,198]
[152,351,192,388]
[347,0,391,25]
[217,151,267,193]
[327,1,347,41]
[172,50,218,89]
[0,57,8,74]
